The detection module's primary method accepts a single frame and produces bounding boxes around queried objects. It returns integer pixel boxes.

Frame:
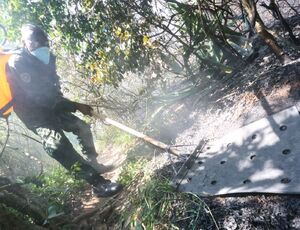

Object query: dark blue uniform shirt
[7,49,76,129]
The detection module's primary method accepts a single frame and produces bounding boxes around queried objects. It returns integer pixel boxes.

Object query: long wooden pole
[93,113,180,157]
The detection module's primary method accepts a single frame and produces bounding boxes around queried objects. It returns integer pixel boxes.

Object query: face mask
[30,46,50,65]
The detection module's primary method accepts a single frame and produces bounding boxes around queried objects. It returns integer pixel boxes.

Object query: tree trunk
[0,208,47,230]
[0,177,47,225]
[268,0,300,45]
[242,0,291,64]
[0,190,46,225]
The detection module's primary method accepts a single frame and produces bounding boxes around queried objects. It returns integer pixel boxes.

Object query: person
[6,24,123,197]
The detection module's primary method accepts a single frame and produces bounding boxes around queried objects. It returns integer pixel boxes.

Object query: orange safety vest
[0,49,13,117]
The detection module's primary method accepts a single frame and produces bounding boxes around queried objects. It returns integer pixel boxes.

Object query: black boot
[93,181,123,197]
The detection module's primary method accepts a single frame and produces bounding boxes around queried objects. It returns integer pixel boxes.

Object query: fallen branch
[72,208,100,223]
[0,208,47,230]
[0,182,23,192]
[72,198,116,223]
[0,190,46,224]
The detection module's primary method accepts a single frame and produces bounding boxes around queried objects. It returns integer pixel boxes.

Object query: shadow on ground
[153,104,300,229]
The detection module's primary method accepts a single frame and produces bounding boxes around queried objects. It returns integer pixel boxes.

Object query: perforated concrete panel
[177,106,300,195]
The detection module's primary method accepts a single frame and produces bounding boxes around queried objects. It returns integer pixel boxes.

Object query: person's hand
[75,103,93,116]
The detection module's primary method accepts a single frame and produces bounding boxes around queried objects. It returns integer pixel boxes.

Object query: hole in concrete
[211,180,217,185]
[250,155,256,160]
[282,149,291,155]
[186,165,193,169]
[279,125,287,131]
[220,160,226,164]
[206,146,211,150]
[251,134,257,140]
[198,161,203,165]
[243,179,251,184]
[281,178,291,184]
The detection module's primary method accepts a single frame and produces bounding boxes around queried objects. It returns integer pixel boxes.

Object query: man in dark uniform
[7,24,122,197]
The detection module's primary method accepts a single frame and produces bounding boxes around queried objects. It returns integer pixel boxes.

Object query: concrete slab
[177,106,300,195]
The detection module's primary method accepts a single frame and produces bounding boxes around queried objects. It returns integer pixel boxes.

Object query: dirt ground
[151,38,300,229]
[74,47,300,230]
[70,13,300,230]
[139,18,300,229]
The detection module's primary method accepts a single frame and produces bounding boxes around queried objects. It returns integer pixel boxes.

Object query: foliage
[0,23,7,46]
[28,166,85,213]
[1,0,298,87]
[0,0,153,86]
[0,204,36,229]
[0,167,84,228]
[116,158,218,229]
[0,0,243,86]
[0,204,25,221]
[119,176,219,230]
[97,125,136,150]
[168,0,242,72]
[118,158,148,186]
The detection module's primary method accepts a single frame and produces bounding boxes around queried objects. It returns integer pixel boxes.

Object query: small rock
[252,216,265,227]
[223,216,238,230]
[263,56,272,64]
[291,217,300,229]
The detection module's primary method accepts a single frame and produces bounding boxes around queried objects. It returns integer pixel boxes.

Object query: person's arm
[50,56,93,116]
[54,98,93,116]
